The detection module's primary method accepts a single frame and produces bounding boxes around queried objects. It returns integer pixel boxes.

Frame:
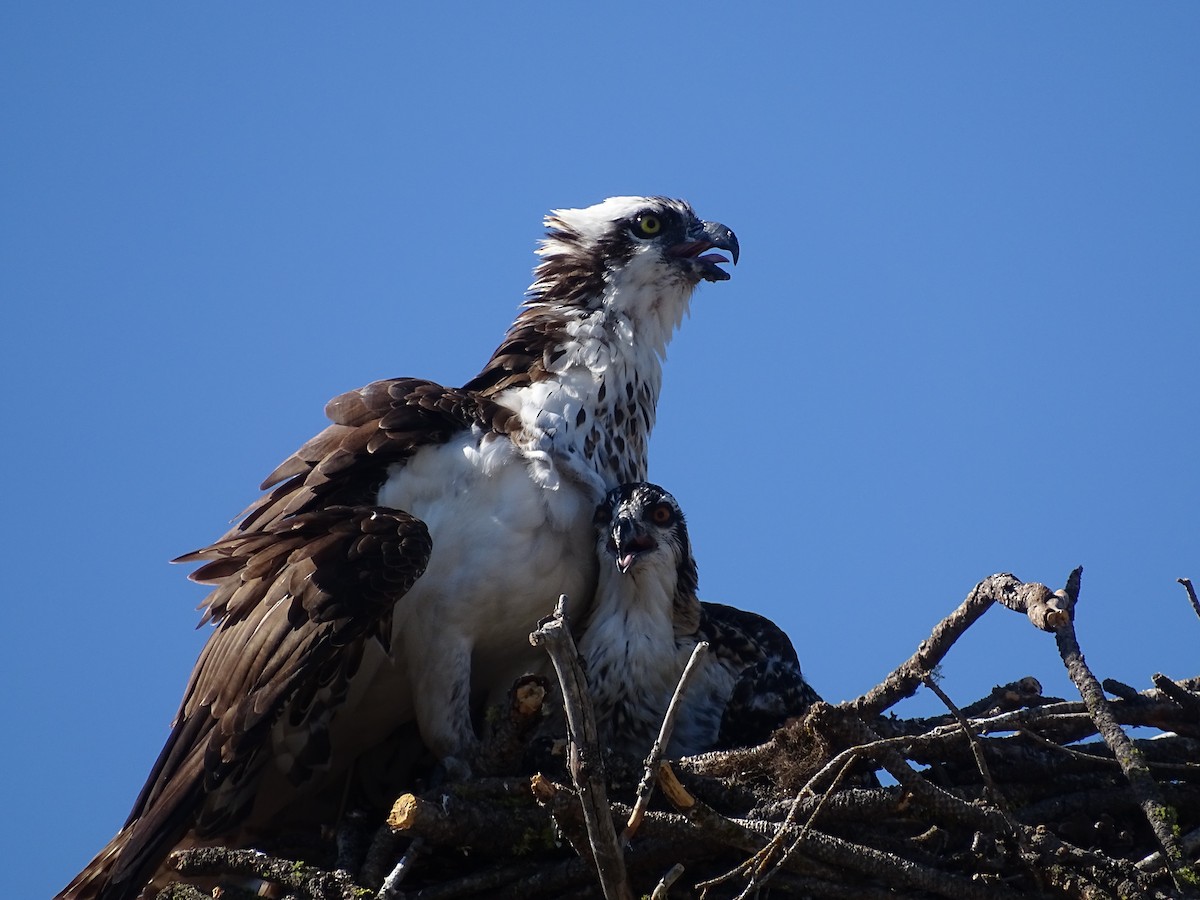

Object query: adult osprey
[60,197,738,900]
[581,483,819,760]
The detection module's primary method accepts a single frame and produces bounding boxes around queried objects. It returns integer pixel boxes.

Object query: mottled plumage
[60,198,738,900]
[580,483,819,760]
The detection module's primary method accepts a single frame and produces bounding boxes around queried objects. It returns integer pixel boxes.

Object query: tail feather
[57,806,197,900]
[57,826,132,900]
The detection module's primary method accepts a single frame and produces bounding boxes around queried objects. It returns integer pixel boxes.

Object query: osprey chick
[61,198,738,900]
[581,483,819,760]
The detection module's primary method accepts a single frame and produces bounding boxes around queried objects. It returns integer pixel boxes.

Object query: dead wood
[625,642,710,843]
[156,570,1200,900]
[529,594,632,900]
[1180,578,1200,622]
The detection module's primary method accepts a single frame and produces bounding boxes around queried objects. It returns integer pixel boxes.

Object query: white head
[592,482,701,634]
[529,196,739,349]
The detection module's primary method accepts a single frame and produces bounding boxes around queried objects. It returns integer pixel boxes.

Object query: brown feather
[62,197,736,900]
[61,508,430,900]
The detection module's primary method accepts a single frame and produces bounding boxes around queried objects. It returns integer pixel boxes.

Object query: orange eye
[650,503,673,525]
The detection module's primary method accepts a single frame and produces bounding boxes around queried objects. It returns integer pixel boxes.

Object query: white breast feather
[579,569,682,757]
[314,205,705,763]
[581,543,747,759]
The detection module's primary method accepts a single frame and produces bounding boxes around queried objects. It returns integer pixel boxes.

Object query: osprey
[580,483,819,759]
[60,197,738,900]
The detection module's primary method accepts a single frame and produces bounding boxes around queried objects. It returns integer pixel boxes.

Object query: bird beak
[700,220,740,266]
[668,219,740,282]
[610,517,656,574]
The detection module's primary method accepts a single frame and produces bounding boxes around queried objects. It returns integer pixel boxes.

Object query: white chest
[579,574,690,757]
[501,312,664,491]
[377,430,599,643]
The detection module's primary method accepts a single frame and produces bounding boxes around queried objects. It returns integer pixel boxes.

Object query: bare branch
[530,594,632,900]
[650,863,685,899]
[1178,577,1200,622]
[150,572,1199,900]
[1050,568,1199,897]
[623,640,710,844]
[922,675,1012,818]
[1151,672,1200,718]
[376,837,424,900]
[846,573,1052,719]
[166,848,362,899]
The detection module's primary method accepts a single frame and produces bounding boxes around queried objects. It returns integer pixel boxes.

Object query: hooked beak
[609,517,656,574]
[668,219,740,283]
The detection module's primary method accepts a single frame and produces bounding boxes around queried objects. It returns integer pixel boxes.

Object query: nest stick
[530,594,632,900]
[623,640,710,843]
[1049,569,1197,896]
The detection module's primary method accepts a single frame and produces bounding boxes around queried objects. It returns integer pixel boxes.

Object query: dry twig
[529,594,632,900]
[846,573,1058,720]
[1179,577,1200,622]
[624,641,710,844]
[1047,568,1198,896]
[152,571,1200,900]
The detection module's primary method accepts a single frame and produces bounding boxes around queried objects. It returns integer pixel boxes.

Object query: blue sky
[4,6,1197,898]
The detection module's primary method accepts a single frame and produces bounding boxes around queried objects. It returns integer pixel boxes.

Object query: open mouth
[668,240,734,282]
[668,220,739,282]
[611,533,656,573]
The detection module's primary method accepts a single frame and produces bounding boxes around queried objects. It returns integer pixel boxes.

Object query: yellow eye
[637,214,662,236]
[650,503,673,525]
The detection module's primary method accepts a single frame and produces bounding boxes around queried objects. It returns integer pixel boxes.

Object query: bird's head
[594,482,699,589]
[530,197,738,325]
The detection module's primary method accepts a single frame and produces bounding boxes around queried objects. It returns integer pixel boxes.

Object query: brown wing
[460,306,568,396]
[63,505,432,900]
[698,602,822,749]
[61,376,502,900]
[233,376,516,535]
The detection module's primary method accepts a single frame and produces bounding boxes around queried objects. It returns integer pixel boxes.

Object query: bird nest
[155,570,1200,900]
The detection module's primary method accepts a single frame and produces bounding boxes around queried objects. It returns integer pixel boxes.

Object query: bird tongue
[614,532,656,574]
[668,239,733,282]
